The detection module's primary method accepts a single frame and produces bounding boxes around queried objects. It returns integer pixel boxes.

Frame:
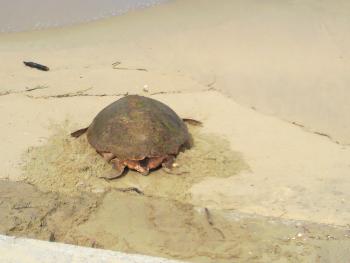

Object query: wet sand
[0,0,168,32]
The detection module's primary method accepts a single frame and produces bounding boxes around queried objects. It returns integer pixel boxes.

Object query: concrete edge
[0,235,188,263]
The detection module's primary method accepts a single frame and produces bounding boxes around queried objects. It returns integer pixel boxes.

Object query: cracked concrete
[0,86,48,96]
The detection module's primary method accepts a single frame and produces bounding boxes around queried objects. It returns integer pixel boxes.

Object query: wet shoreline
[0,0,169,33]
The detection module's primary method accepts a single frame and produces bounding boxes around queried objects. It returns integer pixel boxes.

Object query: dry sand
[1,0,350,262]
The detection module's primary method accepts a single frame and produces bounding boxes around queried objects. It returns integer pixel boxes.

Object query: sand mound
[22,121,248,202]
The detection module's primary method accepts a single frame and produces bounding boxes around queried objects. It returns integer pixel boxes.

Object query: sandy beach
[1,0,350,262]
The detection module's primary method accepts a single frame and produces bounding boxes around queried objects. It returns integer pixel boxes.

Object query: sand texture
[1,181,350,263]
[23,122,247,200]
[1,0,350,262]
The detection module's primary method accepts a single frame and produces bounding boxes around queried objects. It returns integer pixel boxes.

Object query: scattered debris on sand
[23,61,50,71]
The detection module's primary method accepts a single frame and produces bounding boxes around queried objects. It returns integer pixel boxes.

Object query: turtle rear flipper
[162,155,175,169]
[101,158,126,179]
[71,127,89,138]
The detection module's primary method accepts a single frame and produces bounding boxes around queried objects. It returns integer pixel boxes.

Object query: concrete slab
[0,235,187,263]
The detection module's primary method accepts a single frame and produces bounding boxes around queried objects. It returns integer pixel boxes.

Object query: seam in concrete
[0,86,48,96]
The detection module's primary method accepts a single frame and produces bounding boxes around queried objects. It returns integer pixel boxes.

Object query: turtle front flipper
[182,118,202,126]
[71,127,89,138]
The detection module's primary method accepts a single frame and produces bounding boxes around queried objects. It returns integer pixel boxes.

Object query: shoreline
[0,0,169,33]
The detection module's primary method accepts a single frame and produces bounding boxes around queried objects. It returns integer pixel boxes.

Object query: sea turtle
[71,95,199,178]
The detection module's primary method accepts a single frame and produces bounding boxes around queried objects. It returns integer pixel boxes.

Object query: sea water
[0,0,169,32]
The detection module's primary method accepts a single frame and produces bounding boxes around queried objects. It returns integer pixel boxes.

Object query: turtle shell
[86,95,190,160]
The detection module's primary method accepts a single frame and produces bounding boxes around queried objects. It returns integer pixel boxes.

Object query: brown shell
[86,95,190,160]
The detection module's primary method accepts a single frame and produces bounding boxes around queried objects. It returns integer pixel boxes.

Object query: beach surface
[1,0,350,262]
